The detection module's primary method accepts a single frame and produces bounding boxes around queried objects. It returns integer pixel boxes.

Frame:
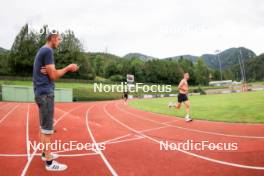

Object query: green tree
[194,58,210,85]
[0,52,9,74]
[54,30,93,79]
[93,55,104,76]
[127,57,144,82]
[9,24,39,75]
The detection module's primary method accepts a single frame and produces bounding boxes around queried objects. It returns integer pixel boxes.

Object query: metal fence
[2,85,72,102]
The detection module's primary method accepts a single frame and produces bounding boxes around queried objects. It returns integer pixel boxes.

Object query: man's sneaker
[185,115,192,122]
[46,160,67,171]
[42,153,59,161]
[168,102,173,108]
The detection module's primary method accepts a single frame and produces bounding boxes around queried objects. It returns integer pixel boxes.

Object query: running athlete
[169,73,192,122]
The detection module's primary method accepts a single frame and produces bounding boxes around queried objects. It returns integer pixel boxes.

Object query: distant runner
[169,73,192,122]
[123,91,128,104]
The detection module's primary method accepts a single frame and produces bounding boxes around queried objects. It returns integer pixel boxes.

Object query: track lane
[105,101,264,176]
[0,103,28,176]
[25,102,112,176]
[0,101,263,176]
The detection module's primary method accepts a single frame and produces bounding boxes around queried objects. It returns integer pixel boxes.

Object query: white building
[209,80,233,86]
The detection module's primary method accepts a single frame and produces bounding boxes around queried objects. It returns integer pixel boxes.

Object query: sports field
[129,91,264,123]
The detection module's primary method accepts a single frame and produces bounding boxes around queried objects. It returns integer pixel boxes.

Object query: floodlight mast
[237,52,244,83]
[239,48,247,83]
[215,50,222,81]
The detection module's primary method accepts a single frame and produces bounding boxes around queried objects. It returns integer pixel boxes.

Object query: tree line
[0,24,263,85]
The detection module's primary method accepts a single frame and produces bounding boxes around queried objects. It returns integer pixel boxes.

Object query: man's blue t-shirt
[33,46,55,96]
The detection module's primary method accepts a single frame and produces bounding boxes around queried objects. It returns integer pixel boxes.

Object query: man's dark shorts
[178,93,188,103]
[124,93,128,99]
[35,93,54,134]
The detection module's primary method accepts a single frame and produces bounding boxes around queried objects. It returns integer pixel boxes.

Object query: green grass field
[129,91,264,123]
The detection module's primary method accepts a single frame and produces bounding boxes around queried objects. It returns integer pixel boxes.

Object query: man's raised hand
[67,64,79,72]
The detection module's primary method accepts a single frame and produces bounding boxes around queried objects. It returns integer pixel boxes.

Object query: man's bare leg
[40,132,52,161]
[175,102,181,109]
[184,100,190,114]
[183,100,192,121]
[39,131,46,157]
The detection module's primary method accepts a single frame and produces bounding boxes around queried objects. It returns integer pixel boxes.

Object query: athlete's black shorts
[178,93,188,103]
[124,93,128,99]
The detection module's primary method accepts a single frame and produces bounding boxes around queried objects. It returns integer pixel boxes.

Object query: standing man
[33,31,79,171]
[169,73,192,122]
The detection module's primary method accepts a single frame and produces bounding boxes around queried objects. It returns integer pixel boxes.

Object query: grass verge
[129,91,264,123]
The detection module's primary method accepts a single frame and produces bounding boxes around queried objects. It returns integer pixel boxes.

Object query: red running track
[0,100,263,176]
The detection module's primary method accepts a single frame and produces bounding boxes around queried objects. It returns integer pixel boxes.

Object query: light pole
[239,48,246,83]
[215,50,222,80]
[237,50,244,82]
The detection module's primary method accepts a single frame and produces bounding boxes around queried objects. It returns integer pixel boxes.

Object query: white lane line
[21,148,38,176]
[52,146,98,154]
[1,135,143,158]
[101,134,131,144]
[0,154,29,157]
[58,153,99,157]
[0,136,142,158]
[95,123,101,127]
[0,152,99,157]
[138,126,169,133]
[166,123,264,139]
[116,103,264,139]
[21,104,37,176]
[26,104,30,161]
[85,105,118,176]
[161,119,180,124]
[106,103,264,170]
[103,126,171,144]
[54,105,83,126]
[21,105,81,176]
[105,136,145,145]
[0,104,20,125]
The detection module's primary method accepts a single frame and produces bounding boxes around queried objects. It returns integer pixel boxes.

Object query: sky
[0,0,263,58]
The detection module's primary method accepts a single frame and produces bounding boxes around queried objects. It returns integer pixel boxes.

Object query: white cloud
[0,0,263,57]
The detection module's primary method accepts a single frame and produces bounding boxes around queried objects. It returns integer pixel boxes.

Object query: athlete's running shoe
[168,102,173,108]
[46,160,67,171]
[185,115,193,122]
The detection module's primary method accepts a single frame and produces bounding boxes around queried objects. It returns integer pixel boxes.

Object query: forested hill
[155,47,256,69]
[0,47,8,54]
[201,47,256,69]
[231,53,264,82]
[123,53,156,61]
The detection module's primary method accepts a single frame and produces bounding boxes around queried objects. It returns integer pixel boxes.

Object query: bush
[73,87,122,101]
[109,75,124,82]
[0,85,2,101]
[192,86,206,95]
